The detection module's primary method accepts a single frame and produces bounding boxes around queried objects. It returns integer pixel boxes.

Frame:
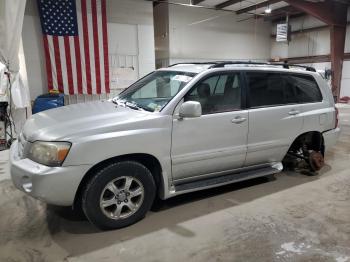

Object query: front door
[171,72,248,182]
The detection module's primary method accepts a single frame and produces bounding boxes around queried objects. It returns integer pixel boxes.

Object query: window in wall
[185,73,241,114]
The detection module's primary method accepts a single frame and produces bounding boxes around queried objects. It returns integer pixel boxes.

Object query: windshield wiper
[125,101,143,111]
[113,98,154,112]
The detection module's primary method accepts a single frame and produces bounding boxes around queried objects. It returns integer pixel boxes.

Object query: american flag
[38,0,110,95]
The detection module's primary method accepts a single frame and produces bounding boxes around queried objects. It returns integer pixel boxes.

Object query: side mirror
[179,101,202,118]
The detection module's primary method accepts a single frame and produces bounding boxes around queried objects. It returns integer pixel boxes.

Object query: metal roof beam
[215,0,242,9]
[191,0,206,5]
[236,0,282,15]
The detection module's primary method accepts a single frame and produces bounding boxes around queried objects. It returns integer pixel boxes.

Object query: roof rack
[168,61,316,72]
[168,62,219,67]
[209,61,316,72]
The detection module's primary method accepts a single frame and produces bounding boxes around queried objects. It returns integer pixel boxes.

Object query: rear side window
[283,74,323,103]
[246,72,323,108]
[246,72,285,107]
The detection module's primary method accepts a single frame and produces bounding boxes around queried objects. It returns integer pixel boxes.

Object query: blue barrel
[32,93,65,114]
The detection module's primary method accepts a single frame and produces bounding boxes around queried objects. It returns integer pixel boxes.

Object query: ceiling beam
[191,0,206,5]
[236,0,282,15]
[260,5,306,22]
[259,5,302,20]
[269,13,305,22]
[215,0,242,9]
[284,0,347,26]
[332,0,350,4]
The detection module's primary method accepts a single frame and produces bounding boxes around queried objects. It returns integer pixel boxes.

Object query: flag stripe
[91,0,101,94]
[81,0,92,94]
[58,37,69,94]
[101,0,109,93]
[53,36,64,93]
[43,35,53,91]
[87,0,96,94]
[97,0,105,93]
[74,36,83,94]
[69,36,78,94]
[64,37,74,95]
[47,36,58,90]
[76,0,87,94]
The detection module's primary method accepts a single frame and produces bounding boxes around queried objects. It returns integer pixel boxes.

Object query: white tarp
[0,0,29,108]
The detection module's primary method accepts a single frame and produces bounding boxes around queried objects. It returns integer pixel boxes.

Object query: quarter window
[247,72,323,108]
[185,73,241,114]
[283,74,322,103]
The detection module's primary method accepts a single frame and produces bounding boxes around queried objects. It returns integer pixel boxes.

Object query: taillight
[335,107,339,128]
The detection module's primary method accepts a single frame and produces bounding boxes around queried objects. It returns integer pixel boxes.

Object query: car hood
[22,101,157,142]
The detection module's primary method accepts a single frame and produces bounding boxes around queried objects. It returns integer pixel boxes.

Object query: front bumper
[10,140,91,206]
[323,127,341,151]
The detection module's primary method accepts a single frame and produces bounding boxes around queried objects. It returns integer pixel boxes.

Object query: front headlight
[28,141,71,166]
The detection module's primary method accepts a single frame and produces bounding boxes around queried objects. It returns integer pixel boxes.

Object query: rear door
[281,73,327,132]
[244,71,303,166]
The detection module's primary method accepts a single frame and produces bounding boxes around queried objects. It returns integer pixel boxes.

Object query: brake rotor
[309,151,325,171]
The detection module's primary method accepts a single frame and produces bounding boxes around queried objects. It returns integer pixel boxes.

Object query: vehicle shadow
[46,170,326,257]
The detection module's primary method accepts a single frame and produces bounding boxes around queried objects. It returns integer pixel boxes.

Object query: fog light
[22,176,32,193]
[22,183,32,193]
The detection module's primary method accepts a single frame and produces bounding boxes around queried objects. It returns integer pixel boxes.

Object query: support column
[284,0,348,101]
[330,25,347,101]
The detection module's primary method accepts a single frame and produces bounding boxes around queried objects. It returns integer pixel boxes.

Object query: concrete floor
[1,107,350,262]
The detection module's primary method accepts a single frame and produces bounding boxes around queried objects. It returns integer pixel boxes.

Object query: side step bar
[174,163,283,194]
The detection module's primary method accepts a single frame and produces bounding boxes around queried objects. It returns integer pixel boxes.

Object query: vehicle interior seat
[197,83,212,113]
[223,75,240,110]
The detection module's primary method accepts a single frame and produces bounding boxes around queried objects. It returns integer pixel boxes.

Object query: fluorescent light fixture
[265,7,272,14]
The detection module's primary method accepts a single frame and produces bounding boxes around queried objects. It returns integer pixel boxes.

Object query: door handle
[288,110,300,116]
[231,116,247,124]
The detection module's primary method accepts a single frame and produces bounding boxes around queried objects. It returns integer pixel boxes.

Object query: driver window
[184,73,241,115]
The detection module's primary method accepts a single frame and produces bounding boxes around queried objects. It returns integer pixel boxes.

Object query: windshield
[113,70,196,112]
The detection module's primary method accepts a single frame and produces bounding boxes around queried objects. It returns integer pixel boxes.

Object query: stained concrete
[0,107,350,262]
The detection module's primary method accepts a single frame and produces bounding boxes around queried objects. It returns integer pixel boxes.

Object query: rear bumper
[323,127,340,151]
[10,140,91,206]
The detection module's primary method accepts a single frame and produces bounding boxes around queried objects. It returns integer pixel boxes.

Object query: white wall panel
[341,61,350,97]
[137,24,156,77]
[108,23,138,56]
[22,15,47,100]
[167,4,271,62]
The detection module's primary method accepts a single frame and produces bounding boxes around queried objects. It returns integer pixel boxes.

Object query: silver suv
[10,62,340,229]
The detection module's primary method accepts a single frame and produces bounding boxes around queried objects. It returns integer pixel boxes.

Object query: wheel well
[289,131,325,154]
[73,153,163,210]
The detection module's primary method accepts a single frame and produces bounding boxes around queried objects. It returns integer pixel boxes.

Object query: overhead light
[265,5,272,14]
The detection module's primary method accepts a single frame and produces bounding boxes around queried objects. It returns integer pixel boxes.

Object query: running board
[174,163,283,194]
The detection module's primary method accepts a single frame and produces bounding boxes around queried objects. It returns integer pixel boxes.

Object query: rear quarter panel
[299,74,336,134]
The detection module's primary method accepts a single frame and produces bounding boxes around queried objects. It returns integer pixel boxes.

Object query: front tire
[82,161,156,230]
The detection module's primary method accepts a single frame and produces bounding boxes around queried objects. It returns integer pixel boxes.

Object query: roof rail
[168,61,316,72]
[208,61,316,72]
[168,62,219,67]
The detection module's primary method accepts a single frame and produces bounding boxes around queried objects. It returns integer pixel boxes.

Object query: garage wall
[154,2,271,66]
[270,11,350,98]
[22,0,155,100]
